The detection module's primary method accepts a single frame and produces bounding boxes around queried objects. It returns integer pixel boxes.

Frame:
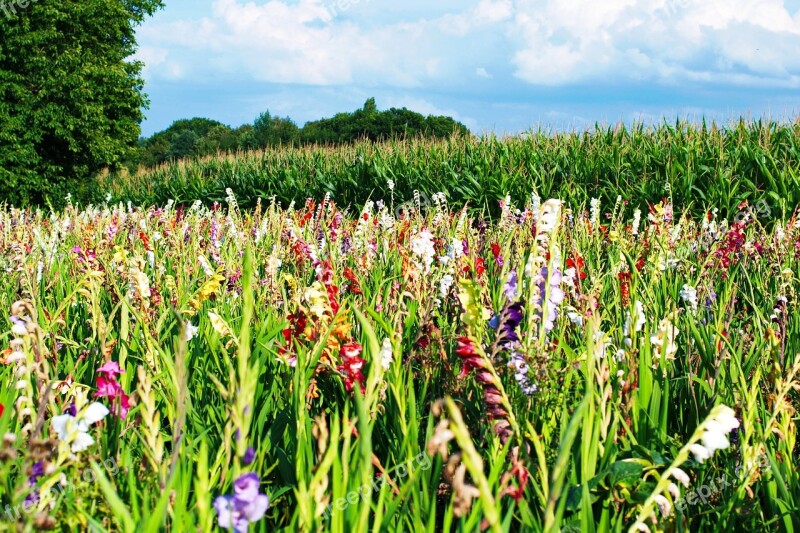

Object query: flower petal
[51,414,72,440]
[242,494,269,522]
[233,473,261,503]
[82,402,110,426]
[71,431,95,453]
[214,495,235,529]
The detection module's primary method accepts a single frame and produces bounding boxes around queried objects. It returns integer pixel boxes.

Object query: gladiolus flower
[337,343,366,393]
[214,473,270,533]
[51,402,109,453]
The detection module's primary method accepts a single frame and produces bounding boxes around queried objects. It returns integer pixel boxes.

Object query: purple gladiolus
[243,447,256,466]
[500,302,524,345]
[537,267,565,333]
[504,270,518,300]
[214,473,269,533]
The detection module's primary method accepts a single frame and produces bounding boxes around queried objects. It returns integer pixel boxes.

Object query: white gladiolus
[590,197,601,226]
[380,338,393,371]
[538,199,562,234]
[667,482,681,500]
[184,322,199,342]
[631,209,641,236]
[654,494,672,516]
[680,285,698,313]
[689,443,713,463]
[439,274,454,299]
[410,230,436,273]
[690,406,740,463]
[672,467,691,488]
[51,402,110,453]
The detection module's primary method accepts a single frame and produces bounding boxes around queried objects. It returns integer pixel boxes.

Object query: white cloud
[136,0,800,92]
[510,0,800,87]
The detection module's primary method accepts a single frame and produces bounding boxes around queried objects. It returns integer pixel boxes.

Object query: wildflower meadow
[0,186,798,532]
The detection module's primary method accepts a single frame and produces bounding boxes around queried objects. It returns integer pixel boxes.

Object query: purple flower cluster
[536,267,565,333]
[493,270,537,396]
[214,473,270,533]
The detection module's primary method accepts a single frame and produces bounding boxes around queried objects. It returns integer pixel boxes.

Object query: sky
[135,0,800,136]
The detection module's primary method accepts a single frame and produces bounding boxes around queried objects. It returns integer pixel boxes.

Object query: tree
[0,0,164,205]
[249,111,298,148]
[299,98,470,144]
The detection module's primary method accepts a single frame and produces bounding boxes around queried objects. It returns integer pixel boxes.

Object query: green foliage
[131,98,470,169]
[104,119,800,221]
[298,98,469,144]
[0,0,163,206]
[0,193,798,531]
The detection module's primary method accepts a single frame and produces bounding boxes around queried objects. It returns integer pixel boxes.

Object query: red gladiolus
[566,254,587,281]
[618,272,631,307]
[337,343,366,394]
[343,267,362,295]
[139,231,152,251]
[475,257,486,276]
[456,336,486,378]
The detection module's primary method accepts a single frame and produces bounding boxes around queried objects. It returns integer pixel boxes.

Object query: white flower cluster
[689,405,740,463]
[590,198,601,227]
[679,285,698,313]
[650,315,679,363]
[624,301,646,342]
[439,274,454,299]
[410,229,436,273]
[631,209,642,236]
[380,338,393,371]
[52,402,110,453]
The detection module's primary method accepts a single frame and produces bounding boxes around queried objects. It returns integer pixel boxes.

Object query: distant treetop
[132,99,470,169]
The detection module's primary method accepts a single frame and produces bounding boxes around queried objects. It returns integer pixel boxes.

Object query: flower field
[0,189,798,532]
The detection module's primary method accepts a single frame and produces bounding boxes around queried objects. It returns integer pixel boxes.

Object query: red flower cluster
[566,254,587,281]
[95,361,132,419]
[715,220,748,270]
[456,336,512,443]
[501,455,531,503]
[315,261,340,316]
[618,271,631,307]
[337,343,366,394]
[343,267,362,295]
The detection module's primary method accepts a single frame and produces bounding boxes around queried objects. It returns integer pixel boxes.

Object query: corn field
[97,120,800,222]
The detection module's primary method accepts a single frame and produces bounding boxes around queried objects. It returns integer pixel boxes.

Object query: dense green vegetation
[0,0,163,206]
[131,98,470,168]
[1,192,798,531]
[102,119,800,221]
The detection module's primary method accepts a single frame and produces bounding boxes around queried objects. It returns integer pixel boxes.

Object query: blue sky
[135,0,800,136]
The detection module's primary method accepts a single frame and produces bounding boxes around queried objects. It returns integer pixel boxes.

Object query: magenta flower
[214,473,270,533]
[96,375,123,397]
[97,361,123,379]
[95,361,131,418]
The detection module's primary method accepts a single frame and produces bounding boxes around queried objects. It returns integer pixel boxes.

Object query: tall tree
[0,0,164,205]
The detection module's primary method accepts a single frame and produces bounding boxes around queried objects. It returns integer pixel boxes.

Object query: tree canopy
[0,0,163,205]
[134,99,470,169]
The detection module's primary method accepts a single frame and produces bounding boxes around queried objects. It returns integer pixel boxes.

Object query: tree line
[0,1,468,206]
[131,98,470,169]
